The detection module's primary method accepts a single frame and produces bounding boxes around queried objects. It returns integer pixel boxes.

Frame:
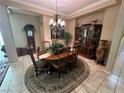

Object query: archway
[0,30,8,63]
[112,36,124,76]
[0,30,9,86]
[111,35,124,92]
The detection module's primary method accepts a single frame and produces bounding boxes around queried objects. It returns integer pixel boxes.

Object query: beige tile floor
[0,55,123,93]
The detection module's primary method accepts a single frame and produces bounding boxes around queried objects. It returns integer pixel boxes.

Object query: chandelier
[49,0,65,37]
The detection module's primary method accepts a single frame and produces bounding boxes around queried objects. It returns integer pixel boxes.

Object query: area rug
[0,61,9,86]
[25,59,90,93]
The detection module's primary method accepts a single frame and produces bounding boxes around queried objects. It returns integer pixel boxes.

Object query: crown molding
[0,0,7,4]
[0,0,4,3]
[7,0,67,19]
[7,0,117,20]
[67,0,117,19]
[8,6,41,16]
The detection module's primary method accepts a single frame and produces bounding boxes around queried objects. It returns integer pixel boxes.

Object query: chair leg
[47,64,52,75]
[58,69,67,78]
[58,72,61,78]
[36,71,38,77]
[68,63,73,71]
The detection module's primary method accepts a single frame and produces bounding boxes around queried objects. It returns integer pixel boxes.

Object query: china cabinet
[75,24,102,59]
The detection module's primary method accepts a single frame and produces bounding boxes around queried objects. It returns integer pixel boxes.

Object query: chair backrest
[56,54,68,68]
[72,47,79,61]
[73,45,80,55]
[56,48,69,64]
[44,41,50,49]
[67,47,71,55]
[28,49,37,69]
[63,47,70,56]
[36,47,40,59]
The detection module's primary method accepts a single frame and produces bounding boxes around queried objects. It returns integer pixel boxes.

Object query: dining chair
[36,47,46,59]
[41,41,50,50]
[51,53,68,78]
[73,46,80,61]
[28,49,48,77]
[67,47,79,70]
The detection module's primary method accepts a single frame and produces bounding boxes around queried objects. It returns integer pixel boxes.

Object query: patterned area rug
[0,61,9,86]
[25,59,90,93]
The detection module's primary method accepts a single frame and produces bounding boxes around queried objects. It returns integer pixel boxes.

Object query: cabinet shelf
[75,24,102,59]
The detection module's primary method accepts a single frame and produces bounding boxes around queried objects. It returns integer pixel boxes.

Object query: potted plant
[50,42,64,54]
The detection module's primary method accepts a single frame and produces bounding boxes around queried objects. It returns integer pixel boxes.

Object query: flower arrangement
[50,41,64,54]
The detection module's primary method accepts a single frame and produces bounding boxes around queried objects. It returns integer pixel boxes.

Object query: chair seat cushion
[51,61,66,69]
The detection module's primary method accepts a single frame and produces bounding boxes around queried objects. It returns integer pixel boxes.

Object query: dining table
[38,49,75,61]
[38,49,76,75]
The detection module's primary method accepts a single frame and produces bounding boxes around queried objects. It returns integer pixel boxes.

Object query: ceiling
[8,0,101,15]
[7,0,117,19]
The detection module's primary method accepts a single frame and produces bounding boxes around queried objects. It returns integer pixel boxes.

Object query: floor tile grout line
[78,55,107,93]
[78,66,102,93]
[94,74,107,93]
[113,59,124,93]
[6,67,14,93]
[82,83,92,93]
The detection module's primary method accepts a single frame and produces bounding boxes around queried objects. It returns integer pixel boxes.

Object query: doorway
[112,36,124,92]
[0,31,8,63]
[0,30,9,86]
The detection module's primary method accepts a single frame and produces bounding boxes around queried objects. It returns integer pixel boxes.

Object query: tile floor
[0,55,123,93]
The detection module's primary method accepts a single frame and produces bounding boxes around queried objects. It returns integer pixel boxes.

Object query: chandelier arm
[49,0,65,40]
[56,0,57,15]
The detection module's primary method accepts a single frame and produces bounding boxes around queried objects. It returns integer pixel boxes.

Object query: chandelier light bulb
[53,22,56,26]
[49,19,54,25]
[61,20,65,26]
[49,0,65,38]
[58,18,61,25]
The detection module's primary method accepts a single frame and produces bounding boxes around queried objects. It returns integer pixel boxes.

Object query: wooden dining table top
[39,50,75,61]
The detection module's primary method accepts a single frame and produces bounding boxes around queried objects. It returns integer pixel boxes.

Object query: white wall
[76,5,120,42]
[106,0,124,72]
[42,15,51,43]
[101,5,120,65]
[0,31,4,45]
[112,36,124,76]
[101,5,120,41]
[68,19,76,47]
[77,12,104,25]
[9,13,41,48]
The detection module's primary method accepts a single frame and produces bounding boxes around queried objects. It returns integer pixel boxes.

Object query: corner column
[0,0,18,63]
[106,0,124,72]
